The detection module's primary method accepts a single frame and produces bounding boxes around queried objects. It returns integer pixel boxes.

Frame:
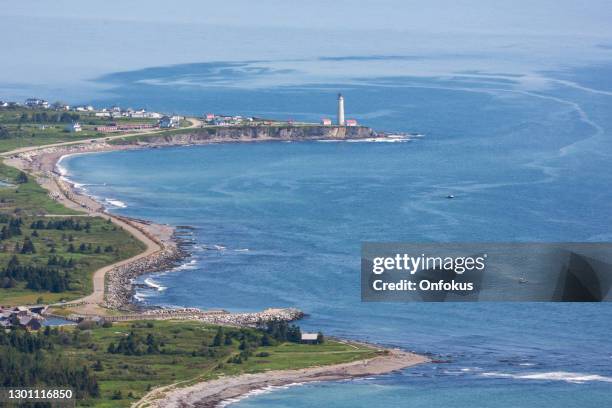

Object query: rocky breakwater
[199,307,304,326]
[114,125,379,146]
[104,246,185,310]
[138,307,304,326]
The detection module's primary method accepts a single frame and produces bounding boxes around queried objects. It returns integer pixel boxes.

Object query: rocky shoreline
[2,127,430,408]
[4,136,315,322]
[103,243,186,310]
[5,128,409,314]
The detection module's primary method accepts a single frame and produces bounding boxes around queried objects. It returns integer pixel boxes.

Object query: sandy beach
[137,347,428,408]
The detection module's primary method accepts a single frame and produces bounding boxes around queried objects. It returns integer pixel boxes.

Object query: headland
[0,104,425,407]
[139,347,427,408]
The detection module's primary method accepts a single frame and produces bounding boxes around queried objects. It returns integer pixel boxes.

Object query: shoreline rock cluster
[137,307,305,326]
[103,245,186,310]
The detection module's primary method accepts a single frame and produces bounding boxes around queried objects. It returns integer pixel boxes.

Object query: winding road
[1,117,202,315]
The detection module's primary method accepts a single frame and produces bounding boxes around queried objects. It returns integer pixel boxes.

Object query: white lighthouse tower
[337,93,345,126]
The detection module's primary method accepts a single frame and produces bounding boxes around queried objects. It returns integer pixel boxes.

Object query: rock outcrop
[116,125,378,145]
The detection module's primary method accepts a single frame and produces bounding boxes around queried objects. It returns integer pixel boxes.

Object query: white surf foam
[218,382,306,407]
[144,278,167,291]
[481,371,612,384]
[104,198,127,208]
[133,292,147,302]
[346,137,411,143]
[55,155,70,177]
[172,259,198,271]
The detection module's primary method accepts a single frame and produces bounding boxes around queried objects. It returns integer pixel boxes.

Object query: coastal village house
[25,98,49,108]
[345,119,358,126]
[65,122,82,132]
[321,118,332,126]
[0,307,44,331]
[159,115,180,128]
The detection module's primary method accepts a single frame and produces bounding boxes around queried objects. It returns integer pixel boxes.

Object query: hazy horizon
[2,1,612,103]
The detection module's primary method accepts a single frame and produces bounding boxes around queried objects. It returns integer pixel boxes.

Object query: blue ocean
[59,63,612,407]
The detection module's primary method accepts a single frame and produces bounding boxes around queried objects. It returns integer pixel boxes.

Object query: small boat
[446,194,455,199]
[519,277,528,284]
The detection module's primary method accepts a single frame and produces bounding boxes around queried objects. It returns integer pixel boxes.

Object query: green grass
[0,162,145,306]
[0,107,162,153]
[0,106,164,305]
[0,124,103,152]
[0,167,79,216]
[0,215,145,305]
[54,320,378,407]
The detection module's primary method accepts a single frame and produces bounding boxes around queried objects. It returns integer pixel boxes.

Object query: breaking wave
[481,371,612,384]
[104,198,127,208]
[144,278,167,291]
[218,382,306,407]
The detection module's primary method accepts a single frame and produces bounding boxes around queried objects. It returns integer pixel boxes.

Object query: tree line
[107,331,162,356]
[30,219,91,232]
[0,328,100,399]
[1,255,70,292]
[19,112,81,124]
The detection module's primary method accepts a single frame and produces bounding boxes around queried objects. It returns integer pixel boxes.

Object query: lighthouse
[337,93,345,126]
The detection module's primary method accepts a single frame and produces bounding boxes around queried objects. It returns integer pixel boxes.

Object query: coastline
[138,346,428,408]
[5,141,184,313]
[2,129,430,407]
[2,125,406,313]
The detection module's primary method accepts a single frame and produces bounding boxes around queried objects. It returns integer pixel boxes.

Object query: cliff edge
[114,125,378,145]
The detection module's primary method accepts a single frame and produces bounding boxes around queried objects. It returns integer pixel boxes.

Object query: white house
[301,333,319,344]
[321,118,332,126]
[159,115,180,128]
[345,119,358,127]
[65,122,82,132]
[25,98,49,108]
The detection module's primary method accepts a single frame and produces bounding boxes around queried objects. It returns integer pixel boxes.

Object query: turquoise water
[61,71,612,407]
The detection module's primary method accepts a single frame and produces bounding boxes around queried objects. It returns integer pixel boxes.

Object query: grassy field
[57,320,378,407]
[0,214,145,305]
[0,161,145,306]
[0,163,79,215]
[0,107,382,408]
[0,107,159,153]
[0,106,173,305]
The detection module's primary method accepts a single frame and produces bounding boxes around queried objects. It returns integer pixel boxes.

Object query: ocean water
[59,67,612,407]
